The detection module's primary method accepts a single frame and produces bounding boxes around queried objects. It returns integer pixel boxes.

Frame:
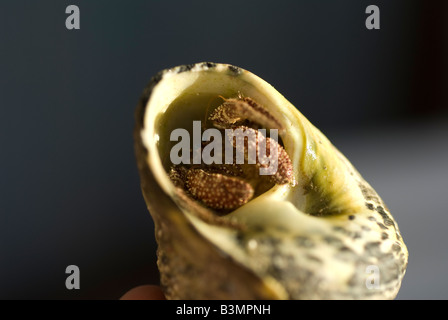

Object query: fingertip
[120,285,166,300]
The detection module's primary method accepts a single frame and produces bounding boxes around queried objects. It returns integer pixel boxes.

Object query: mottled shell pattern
[134,62,408,299]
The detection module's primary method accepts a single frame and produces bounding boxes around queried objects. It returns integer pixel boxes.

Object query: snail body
[134,62,408,299]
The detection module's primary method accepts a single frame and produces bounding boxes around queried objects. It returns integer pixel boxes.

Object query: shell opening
[141,64,304,226]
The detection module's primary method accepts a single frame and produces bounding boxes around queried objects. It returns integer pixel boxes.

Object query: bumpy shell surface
[134,62,408,299]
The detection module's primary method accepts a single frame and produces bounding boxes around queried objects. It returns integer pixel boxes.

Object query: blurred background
[1,0,447,299]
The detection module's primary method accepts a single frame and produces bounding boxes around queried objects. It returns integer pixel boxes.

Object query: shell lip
[137,62,246,130]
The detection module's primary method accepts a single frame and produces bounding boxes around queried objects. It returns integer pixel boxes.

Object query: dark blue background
[1,0,447,299]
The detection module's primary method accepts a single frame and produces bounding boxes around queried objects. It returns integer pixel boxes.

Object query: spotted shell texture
[134,62,408,299]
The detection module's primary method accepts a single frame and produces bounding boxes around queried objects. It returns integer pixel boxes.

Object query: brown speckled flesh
[134,62,408,299]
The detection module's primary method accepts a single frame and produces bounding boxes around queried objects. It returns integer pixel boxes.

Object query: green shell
[134,62,408,299]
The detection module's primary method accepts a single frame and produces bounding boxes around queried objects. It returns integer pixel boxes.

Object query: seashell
[134,62,408,299]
